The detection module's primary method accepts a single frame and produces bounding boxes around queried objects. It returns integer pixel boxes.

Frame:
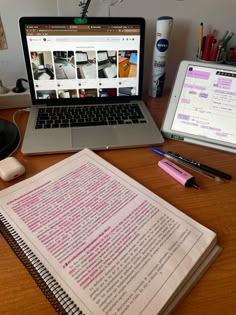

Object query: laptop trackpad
[72,128,116,149]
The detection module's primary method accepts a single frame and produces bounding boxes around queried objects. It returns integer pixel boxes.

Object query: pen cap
[158,159,193,186]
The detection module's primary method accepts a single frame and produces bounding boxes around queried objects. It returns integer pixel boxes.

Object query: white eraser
[0,157,25,181]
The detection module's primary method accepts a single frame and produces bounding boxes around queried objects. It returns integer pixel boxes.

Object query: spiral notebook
[0,149,221,314]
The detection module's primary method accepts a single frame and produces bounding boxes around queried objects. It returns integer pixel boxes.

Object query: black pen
[151,147,222,182]
[150,147,232,180]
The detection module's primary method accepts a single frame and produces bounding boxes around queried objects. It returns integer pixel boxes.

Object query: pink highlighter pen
[158,159,202,191]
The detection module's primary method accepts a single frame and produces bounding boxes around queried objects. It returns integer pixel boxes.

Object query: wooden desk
[0,94,236,314]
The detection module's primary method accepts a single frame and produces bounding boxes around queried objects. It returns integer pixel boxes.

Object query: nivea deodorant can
[151,16,173,97]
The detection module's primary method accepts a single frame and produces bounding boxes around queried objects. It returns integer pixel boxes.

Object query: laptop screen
[171,63,236,146]
[76,51,89,64]
[97,51,109,63]
[161,60,236,152]
[19,17,145,105]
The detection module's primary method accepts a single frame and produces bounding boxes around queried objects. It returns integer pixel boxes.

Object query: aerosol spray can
[151,16,173,97]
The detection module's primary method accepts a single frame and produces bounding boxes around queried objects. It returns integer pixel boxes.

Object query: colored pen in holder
[202,34,214,61]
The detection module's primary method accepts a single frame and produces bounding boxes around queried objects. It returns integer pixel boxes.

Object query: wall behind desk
[112,0,236,94]
[0,0,235,93]
[0,0,57,87]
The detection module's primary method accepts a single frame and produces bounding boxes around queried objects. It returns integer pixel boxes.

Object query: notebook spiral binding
[0,213,84,315]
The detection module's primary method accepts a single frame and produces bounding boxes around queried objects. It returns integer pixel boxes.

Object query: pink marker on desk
[158,159,202,190]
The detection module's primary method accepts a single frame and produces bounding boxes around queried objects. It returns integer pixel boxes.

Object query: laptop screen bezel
[19,16,145,106]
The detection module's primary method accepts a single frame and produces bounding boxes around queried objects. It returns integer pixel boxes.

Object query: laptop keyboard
[98,60,109,66]
[35,103,147,129]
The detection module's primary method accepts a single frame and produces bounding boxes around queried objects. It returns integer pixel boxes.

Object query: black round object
[0,119,20,160]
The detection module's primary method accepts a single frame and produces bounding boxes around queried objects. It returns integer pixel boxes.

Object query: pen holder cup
[224,60,236,66]
[196,57,224,64]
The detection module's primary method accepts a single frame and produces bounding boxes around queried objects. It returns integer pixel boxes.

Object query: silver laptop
[19,16,164,155]
[161,60,236,153]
